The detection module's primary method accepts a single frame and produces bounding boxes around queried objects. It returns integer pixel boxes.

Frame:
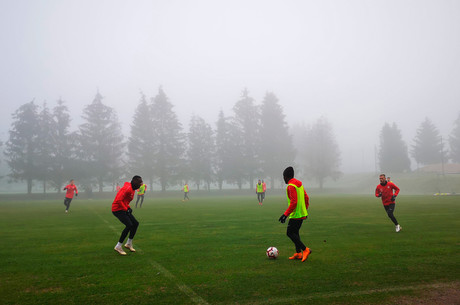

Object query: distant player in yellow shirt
[135,183,147,208]
[183,183,190,201]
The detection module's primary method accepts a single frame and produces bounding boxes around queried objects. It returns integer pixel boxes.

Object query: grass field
[0,194,459,304]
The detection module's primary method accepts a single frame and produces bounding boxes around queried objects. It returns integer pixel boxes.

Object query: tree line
[378,116,460,173]
[2,86,459,194]
[2,88,341,194]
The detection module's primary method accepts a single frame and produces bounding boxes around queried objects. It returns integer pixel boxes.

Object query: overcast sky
[1,0,459,173]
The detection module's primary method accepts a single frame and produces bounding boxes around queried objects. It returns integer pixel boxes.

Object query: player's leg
[287,218,311,261]
[384,204,399,225]
[65,198,72,212]
[135,195,140,208]
[286,218,305,258]
[112,211,135,255]
[63,198,69,211]
[124,213,139,252]
[385,204,401,232]
[140,195,144,207]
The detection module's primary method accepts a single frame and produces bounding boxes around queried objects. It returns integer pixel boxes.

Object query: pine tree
[36,102,58,193]
[151,87,185,191]
[49,99,75,192]
[301,117,341,189]
[187,115,214,190]
[215,111,229,190]
[379,122,411,173]
[259,92,295,189]
[127,92,156,187]
[231,88,260,189]
[449,113,460,163]
[4,101,40,193]
[411,118,445,166]
[77,92,125,192]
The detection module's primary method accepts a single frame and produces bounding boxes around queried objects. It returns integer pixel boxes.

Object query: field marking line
[247,281,459,305]
[91,208,209,305]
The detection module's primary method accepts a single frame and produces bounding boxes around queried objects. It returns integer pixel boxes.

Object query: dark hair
[283,166,294,179]
[132,175,142,181]
[379,174,386,177]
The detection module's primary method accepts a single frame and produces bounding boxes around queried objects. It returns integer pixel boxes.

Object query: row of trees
[378,115,460,173]
[3,85,459,193]
[2,88,342,193]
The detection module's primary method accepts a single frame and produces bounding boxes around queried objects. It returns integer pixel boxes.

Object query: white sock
[127,238,133,245]
[116,242,123,248]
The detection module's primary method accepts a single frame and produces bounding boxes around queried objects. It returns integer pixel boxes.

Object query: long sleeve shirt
[375,182,400,206]
[112,182,135,212]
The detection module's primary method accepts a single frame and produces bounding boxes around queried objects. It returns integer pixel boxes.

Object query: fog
[1,0,459,173]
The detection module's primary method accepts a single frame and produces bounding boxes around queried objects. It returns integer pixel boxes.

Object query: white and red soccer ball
[266,246,279,259]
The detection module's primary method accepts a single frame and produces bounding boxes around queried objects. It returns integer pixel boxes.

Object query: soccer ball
[266,246,279,259]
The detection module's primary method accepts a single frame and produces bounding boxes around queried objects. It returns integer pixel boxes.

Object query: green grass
[0,194,459,304]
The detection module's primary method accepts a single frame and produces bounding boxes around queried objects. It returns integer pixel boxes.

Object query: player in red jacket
[63,179,78,213]
[375,174,401,232]
[112,175,143,255]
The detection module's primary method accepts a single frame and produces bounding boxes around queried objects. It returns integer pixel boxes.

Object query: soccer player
[135,183,147,208]
[278,167,312,262]
[375,174,401,232]
[183,183,190,201]
[63,179,78,213]
[112,175,143,255]
[256,179,264,205]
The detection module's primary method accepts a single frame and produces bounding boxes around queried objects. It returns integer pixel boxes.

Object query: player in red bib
[63,179,78,213]
[375,174,401,232]
[112,175,143,255]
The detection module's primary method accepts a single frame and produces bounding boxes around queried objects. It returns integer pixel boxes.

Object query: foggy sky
[1,0,459,173]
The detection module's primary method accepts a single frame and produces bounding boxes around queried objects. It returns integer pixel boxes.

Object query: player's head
[379,174,386,184]
[283,166,294,184]
[387,177,391,181]
[70,179,74,184]
[258,179,261,183]
[131,175,143,190]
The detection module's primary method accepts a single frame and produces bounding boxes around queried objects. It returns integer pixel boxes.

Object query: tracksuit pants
[383,203,399,225]
[112,210,139,243]
[63,198,72,211]
[287,218,307,253]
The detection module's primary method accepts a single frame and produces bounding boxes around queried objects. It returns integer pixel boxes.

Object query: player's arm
[392,183,400,197]
[375,186,382,197]
[75,186,78,196]
[284,185,298,216]
[304,190,309,209]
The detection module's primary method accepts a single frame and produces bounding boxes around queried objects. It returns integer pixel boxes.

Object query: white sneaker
[65,210,68,213]
[396,225,401,233]
[124,243,136,252]
[114,246,127,255]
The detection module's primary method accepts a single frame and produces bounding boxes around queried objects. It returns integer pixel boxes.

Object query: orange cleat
[301,248,312,262]
[289,253,302,260]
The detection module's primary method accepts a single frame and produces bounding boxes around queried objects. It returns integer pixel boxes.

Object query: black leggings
[383,204,399,225]
[287,218,307,253]
[64,198,72,210]
[112,210,139,243]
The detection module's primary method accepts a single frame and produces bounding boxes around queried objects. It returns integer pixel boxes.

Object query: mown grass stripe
[91,207,209,305]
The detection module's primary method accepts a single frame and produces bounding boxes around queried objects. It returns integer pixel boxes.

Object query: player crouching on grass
[375,173,402,232]
[112,175,143,255]
[278,166,312,262]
